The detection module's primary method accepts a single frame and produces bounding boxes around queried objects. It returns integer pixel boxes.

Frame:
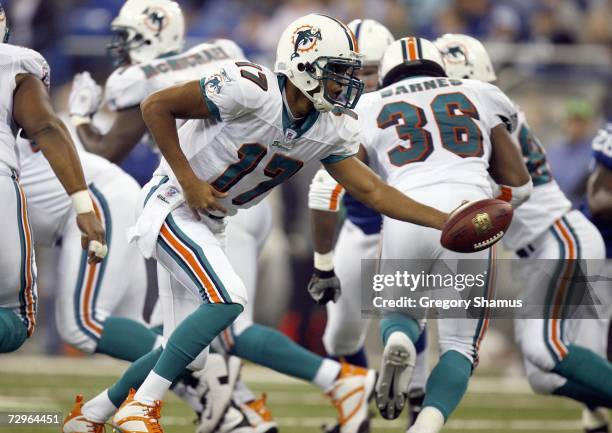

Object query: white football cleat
[375,332,417,420]
[327,363,377,433]
[196,354,242,433]
[62,395,105,433]
[111,388,163,433]
[210,401,255,433]
[240,393,278,433]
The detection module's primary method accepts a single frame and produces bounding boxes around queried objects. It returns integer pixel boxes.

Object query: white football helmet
[347,19,394,92]
[347,19,394,66]
[379,37,446,88]
[108,0,185,65]
[434,34,496,82]
[275,13,363,112]
[0,3,9,43]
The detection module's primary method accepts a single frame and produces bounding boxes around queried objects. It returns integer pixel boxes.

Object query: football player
[436,34,612,433]
[66,1,276,431]
[18,137,152,363]
[307,18,431,426]
[355,37,532,432]
[64,14,456,433]
[68,0,244,163]
[0,2,105,354]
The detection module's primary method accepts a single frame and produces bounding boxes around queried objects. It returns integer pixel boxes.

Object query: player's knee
[323,324,366,356]
[438,341,476,366]
[0,309,27,353]
[56,323,98,354]
[187,346,209,371]
[231,315,253,338]
[525,369,563,395]
[519,339,554,372]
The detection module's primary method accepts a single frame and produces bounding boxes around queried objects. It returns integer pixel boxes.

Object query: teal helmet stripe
[401,39,408,61]
[353,19,363,41]
[317,14,354,51]
[416,37,423,59]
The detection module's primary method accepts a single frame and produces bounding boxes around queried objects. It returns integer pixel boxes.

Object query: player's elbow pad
[308,168,345,212]
[496,179,533,209]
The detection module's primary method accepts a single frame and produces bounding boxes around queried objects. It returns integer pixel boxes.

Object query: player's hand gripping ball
[441,199,513,253]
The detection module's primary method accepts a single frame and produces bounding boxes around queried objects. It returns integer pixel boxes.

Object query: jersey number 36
[377,92,483,166]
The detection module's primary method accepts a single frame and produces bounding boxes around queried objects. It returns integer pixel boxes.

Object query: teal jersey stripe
[545,225,567,361]
[199,78,222,121]
[165,215,231,303]
[72,248,98,340]
[12,178,29,330]
[562,216,582,259]
[321,153,356,165]
[558,217,581,341]
[144,176,169,206]
[158,235,211,303]
[89,184,112,328]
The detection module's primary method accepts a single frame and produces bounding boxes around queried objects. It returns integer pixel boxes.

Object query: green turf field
[0,355,584,433]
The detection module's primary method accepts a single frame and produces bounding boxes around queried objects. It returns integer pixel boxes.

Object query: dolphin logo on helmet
[142,7,167,38]
[291,26,322,60]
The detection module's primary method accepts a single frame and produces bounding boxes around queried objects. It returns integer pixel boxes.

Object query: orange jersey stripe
[407,38,417,61]
[80,197,104,336]
[498,186,512,203]
[18,185,36,336]
[160,224,222,304]
[549,220,576,359]
[329,184,344,211]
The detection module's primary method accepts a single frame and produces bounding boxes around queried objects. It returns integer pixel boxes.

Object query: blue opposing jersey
[584,123,612,257]
[343,193,382,235]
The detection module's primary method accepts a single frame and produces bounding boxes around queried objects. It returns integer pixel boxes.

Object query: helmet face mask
[307,57,364,110]
[108,27,145,66]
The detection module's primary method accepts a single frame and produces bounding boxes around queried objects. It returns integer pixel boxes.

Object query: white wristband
[314,251,334,271]
[70,115,91,127]
[71,190,94,214]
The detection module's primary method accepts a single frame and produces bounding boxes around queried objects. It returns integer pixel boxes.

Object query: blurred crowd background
[6,0,611,363]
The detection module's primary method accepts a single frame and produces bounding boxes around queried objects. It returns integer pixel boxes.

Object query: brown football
[440,199,513,253]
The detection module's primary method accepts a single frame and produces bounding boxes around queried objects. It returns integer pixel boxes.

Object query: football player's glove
[69,72,102,120]
[307,268,341,305]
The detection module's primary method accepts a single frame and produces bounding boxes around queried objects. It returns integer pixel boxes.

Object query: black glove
[307,268,341,305]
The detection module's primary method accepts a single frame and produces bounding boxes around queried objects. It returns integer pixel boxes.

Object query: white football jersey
[502,109,571,250]
[357,76,517,194]
[18,137,121,244]
[154,61,360,216]
[105,39,245,112]
[0,44,49,172]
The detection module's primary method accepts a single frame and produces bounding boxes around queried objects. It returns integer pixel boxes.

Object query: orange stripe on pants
[160,224,222,304]
[17,184,36,336]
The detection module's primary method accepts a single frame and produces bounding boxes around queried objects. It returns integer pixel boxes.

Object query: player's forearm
[141,95,198,187]
[310,209,339,254]
[76,124,117,161]
[36,119,88,194]
[363,182,448,230]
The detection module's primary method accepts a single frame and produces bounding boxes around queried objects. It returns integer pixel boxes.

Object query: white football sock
[313,359,341,390]
[134,371,172,404]
[82,390,117,423]
[412,406,445,433]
